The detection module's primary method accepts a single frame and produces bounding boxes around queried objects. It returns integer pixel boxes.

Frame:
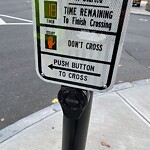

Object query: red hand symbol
[48,36,55,49]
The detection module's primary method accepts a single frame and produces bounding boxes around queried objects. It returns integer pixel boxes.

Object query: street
[0,0,150,129]
[117,14,150,83]
[0,0,60,129]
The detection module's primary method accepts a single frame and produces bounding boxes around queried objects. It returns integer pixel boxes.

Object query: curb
[0,106,56,143]
[0,79,150,143]
[131,11,150,16]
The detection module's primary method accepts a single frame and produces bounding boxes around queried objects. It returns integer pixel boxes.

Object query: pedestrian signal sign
[32,0,131,92]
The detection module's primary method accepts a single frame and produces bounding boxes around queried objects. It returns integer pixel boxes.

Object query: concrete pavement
[131,1,150,16]
[0,2,150,150]
[0,79,150,150]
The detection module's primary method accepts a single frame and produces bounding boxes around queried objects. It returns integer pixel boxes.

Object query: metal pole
[58,86,93,150]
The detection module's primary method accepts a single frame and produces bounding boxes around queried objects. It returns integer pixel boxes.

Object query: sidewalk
[131,1,150,16]
[0,79,150,150]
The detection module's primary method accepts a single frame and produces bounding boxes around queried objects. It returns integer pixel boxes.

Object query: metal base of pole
[58,86,93,150]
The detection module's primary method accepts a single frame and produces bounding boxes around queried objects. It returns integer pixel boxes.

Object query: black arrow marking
[48,64,101,77]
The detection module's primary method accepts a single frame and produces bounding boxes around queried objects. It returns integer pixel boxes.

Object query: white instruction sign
[32,0,131,92]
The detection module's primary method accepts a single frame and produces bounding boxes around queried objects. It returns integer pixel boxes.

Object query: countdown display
[44,1,57,19]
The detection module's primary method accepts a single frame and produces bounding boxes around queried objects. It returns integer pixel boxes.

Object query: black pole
[58,86,93,150]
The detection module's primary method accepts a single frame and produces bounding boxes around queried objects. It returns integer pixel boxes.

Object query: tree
[146,0,150,12]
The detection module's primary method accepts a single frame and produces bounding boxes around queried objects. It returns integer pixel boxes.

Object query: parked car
[132,0,141,7]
